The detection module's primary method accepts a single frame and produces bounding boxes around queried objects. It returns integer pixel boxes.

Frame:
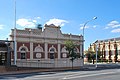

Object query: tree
[97,48,102,62]
[36,24,42,29]
[85,50,95,64]
[65,40,79,69]
[85,47,102,64]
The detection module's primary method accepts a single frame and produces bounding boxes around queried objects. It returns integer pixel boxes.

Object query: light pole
[82,17,97,64]
[14,0,17,65]
[95,42,98,68]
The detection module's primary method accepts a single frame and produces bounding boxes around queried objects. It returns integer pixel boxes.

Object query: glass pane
[21,53,26,59]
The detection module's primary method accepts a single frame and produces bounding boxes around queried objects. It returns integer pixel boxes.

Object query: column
[45,43,48,59]
[16,42,17,60]
[29,30,33,60]
[58,44,61,59]
[80,43,83,58]
[30,42,33,60]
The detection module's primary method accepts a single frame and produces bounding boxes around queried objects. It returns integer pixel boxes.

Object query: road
[0,69,120,80]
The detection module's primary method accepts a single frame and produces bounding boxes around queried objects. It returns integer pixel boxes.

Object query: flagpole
[14,0,17,65]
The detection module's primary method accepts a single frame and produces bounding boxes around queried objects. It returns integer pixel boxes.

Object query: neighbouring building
[9,24,84,68]
[0,40,14,66]
[88,37,120,62]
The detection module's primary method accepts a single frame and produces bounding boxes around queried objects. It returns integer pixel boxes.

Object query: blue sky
[0,0,120,50]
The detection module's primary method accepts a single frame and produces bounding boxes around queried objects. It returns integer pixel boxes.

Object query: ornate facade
[10,24,84,67]
[89,37,120,62]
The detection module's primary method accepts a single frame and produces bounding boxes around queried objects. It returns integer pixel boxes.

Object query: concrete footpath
[0,63,120,75]
[83,63,120,70]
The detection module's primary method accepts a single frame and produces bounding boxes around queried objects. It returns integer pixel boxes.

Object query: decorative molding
[19,44,28,52]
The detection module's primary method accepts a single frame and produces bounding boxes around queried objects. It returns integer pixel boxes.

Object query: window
[50,48,55,52]
[50,48,55,59]
[21,53,26,59]
[20,48,26,59]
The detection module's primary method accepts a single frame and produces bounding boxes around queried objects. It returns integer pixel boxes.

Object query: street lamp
[83,17,97,39]
[82,17,97,64]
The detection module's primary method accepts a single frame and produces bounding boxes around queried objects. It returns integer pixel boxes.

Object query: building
[10,24,84,68]
[89,37,120,62]
[0,40,14,66]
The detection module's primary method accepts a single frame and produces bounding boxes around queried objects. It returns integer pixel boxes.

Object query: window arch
[19,44,28,52]
[61,46,68,53]
[74,47,79,53]
[49,45,56,53]
[34,45,43,52]
[61,46,68,58]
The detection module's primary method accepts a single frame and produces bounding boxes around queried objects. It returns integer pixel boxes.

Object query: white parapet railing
[11,58,83,68]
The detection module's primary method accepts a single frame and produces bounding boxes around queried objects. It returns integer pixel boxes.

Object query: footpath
[0,63,120,75]
[83,63,120,70]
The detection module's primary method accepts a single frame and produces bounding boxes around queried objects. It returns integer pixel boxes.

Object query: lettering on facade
[36,39,42,42]
[49,40,56,43]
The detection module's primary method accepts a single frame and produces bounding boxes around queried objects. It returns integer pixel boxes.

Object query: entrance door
[0,52,7,65]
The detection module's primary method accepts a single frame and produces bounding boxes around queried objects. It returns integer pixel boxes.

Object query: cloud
[0,25,4,29]
[111,28,120,33]
[93,25,97,28]
[105,20,120,29]
[36,17,41,19]
[80,25,89,30]
[45,18,68,27]
[16,18,37,28]
[80,24,97,30]
[104,20,120,33]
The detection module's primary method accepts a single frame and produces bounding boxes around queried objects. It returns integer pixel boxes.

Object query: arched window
[74,47,79,53]
[34,45,43,52]
[19,44,28,59]
[49,48,55,59]
[19,44,28,52]
[61,46,68,58]
[34,44,43,58]
[105,45,108,50]
[50,48,55,53]
[61,46,67,53]
[49,45,56,59]
[49,45,56,52]
[20,47,26,59]
[21,48,26,51]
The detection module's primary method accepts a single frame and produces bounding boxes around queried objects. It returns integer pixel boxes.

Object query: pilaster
[45,43,48,59]
[30,42,33,60]
[58,44,61,59]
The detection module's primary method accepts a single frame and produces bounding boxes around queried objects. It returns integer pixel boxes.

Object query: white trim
[49,45,56,52]
[19,44,28,52]
[0,51,7,52]
[34,44,43,52]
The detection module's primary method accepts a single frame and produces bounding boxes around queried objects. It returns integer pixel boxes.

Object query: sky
[0,0,120,50]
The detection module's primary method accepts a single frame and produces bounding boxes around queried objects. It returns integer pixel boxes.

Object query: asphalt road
[0,69,120,80]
